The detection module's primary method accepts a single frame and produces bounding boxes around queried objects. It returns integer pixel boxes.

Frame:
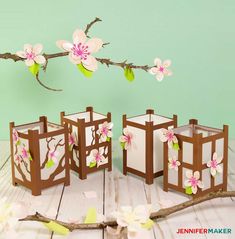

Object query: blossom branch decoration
[17,190,235,233]
[0,17,172,92]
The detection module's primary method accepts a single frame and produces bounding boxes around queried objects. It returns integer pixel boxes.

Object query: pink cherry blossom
[48,150,58,163]
[119,128,134,150]
[12,129,19,143]
[184,171,204,194]
[97,121,113,142]
[14,155,22,166]
[207,152,223,177]
[21,146,32,161]
[68,132,77,151]
[89,148,106,168]
[56,29,103,71]
[149,58,172,81]
[168,156,181,171]
[159,128,178,149]
[16,44,46,67]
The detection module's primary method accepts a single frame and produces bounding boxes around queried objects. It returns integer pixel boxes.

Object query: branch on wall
[0,17,155,92]
[19,190,235,231]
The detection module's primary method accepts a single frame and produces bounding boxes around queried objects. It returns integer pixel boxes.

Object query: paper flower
[119,128,134,150]
[46,150,59,168]
[111,205,153,238]
[96,121,113,142]
[159,128,179,150]
[12,129,20,145]
[88,148,106,168]
[207,152,223,177]
[184,171,204,194]
[21,146,32,161]
[149,58,172,81]
[16,44,46,66]
[68,132,77,151]
[168,156,181,171]
[14,155,22,166]
[0,197,28,235]
[56,29,103,71]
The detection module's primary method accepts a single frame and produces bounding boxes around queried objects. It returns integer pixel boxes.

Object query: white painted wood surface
[0,140,234,239]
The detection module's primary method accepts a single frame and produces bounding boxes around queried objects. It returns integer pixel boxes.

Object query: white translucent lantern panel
[39,134,66,180]
[214,163,223,186]
[201,168,211,191]
[182,167,192,189]
[73,150,79,167]
[86,146,108,167]
[202,142,212,164]
[85,126,95,146]
[128,114,172,125]
[126,126,145,173]
[216,138,224,158]
[153,129,163,173]
[182,142,193,164]
[168,168,178,185]
[14,137,31,182]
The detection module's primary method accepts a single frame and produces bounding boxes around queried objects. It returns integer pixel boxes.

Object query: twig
[84,17,102,36]
[35,73,62,92]
[19,190,235,232]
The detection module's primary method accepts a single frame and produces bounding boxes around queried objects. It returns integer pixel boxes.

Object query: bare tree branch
[19,190,235,232]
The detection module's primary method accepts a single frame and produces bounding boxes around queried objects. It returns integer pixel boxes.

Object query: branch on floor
[19,190,235,231]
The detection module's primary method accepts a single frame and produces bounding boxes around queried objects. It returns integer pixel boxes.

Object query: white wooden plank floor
[0,141,234,239]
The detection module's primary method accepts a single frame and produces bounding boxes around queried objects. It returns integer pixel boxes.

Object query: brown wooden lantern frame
[163,119,228,198]
[122,109,177,184]
[10,116,70,196]
[61,107,112,180]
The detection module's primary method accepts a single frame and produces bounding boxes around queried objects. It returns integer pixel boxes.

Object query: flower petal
[24,44,32,53]
[156,72,164,82]
[197,180,204,189]
[73,29,86,44]
[63,42,74,51]
[186,170,193,179]
[68,52,81,64]
[163,60,171,67]
[217,156,223,164]
[34,55,46,64]
[86,38,103,53]
[194,171,200,180]
[154,58,162,67]
[16,51,26,58]
[119,135,126,143]
[216,165,223,173]
[207,161,211,167]
[82,55,98,72]
[213,152,217,160]
[25,59,34,66]
[184,180,191,187]
[192,186,198,194]
[149,67,158,75]
[33,44,43,55]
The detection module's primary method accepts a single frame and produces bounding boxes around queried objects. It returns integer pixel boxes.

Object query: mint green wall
[0,0,234,139]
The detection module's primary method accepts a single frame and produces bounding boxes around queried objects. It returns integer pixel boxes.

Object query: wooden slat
[52,171,104,239]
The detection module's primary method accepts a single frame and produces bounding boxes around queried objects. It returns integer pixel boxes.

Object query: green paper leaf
[185,186,193,195]
[77,63,93,78]
[142,219,154,229]
[84,207,97,223]
[106,137,111,142]
[16,140,21,146]
[89,161,97,168]
[43,221,69,235]
[173,143,180,151]
[69,144,74,151]
[124,67,135,82]
[46,159,54,168]
[29,63,40,76]
[120,142,125,150]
